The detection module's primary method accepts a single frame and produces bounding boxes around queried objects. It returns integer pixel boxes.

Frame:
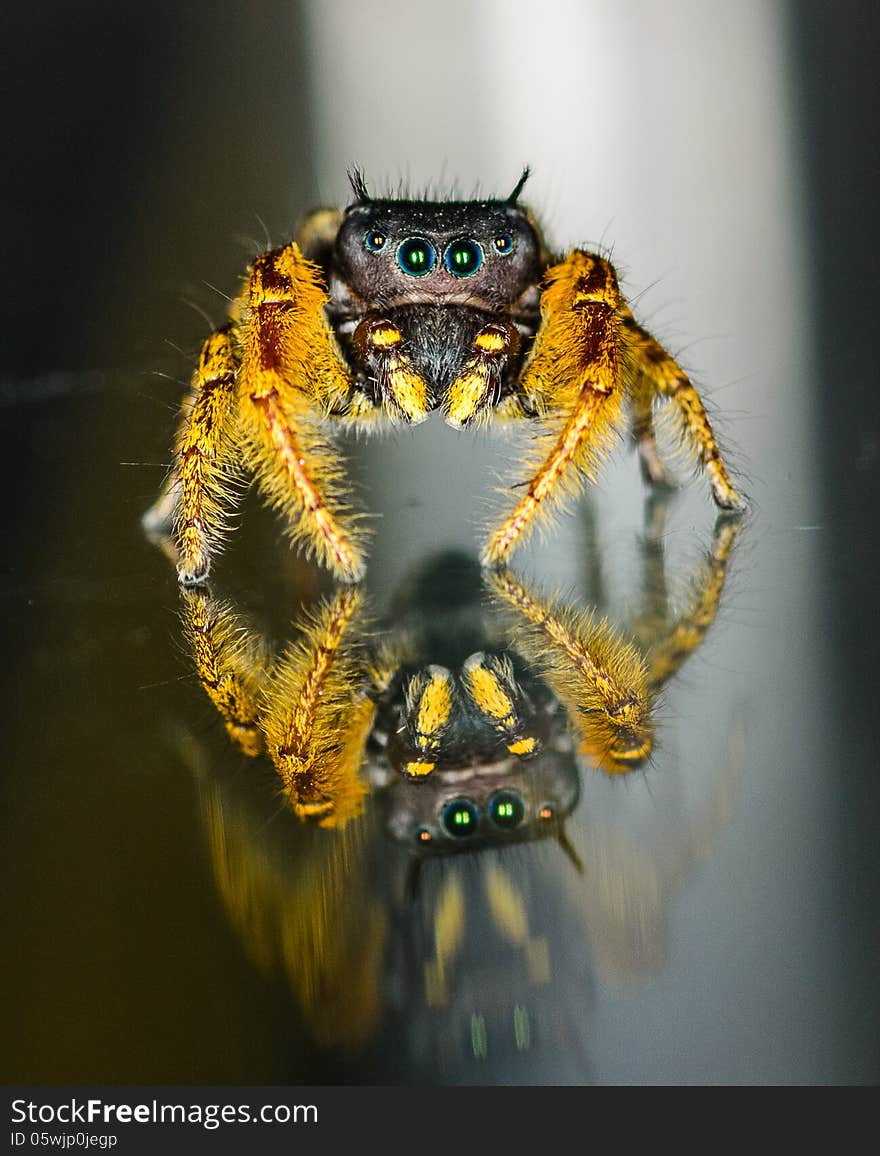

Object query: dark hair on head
[347,166,371,203]
[507,167,531,203]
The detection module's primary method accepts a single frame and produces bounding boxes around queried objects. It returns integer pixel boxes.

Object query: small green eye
[444,239,483,278]
[397,237,436,276]
[488,791,525,830]
[493,233,515,255]
[442,799,479,838]
[364,230,386,252]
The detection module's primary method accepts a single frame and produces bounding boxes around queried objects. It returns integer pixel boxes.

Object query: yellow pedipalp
[413,666,454,743]
[462,657,514,725]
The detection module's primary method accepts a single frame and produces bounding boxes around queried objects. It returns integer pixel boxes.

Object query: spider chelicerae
[144,170,746,587]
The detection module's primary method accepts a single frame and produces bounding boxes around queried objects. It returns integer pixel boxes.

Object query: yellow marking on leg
[294,206,343,260]
[276,588,361,760]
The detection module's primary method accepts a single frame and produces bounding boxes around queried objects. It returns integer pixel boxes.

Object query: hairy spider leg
[181,586,268,757]
[482,252,629,567]
[487,566,653,772]
[261,585,374,827]
[141,328,243,582]
[642,512,743,695]
[171,327,244,584]
[236,245,369,582]
[629,369,673,488]
[622,316,746,510]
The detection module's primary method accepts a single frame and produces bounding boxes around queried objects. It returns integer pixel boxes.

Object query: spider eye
[444,239,483,278]
[488,790,525,830]
[493,233,515,255]
[442,798,479,838]
[364,230,386,252]
[397,237,436,276]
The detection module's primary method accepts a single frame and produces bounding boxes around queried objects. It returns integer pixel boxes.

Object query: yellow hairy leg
[181,588,267,757]
[483,252,629,567]
[629,371,673,487]
[261,587,371,827]
[488,568,652,772]
[171,327,243,584]
[623,316,745,510]
[645,514,743,693]
[236,244,367,582]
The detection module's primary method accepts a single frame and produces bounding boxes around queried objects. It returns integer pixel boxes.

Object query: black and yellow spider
[178,503,744,1059]
[180,503,742,830]
[144,171,745,586]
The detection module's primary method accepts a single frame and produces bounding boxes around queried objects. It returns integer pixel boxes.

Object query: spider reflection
[170,499,745,1077]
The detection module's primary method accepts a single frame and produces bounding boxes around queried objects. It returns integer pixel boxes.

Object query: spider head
[333,183,543,310]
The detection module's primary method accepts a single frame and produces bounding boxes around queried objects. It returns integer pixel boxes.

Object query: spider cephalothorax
[145,170,745,586]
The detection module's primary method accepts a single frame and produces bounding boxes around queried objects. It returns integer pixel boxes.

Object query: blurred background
[1,1,877,1084]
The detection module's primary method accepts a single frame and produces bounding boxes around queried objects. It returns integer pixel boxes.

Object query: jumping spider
[180,504,742,829]
[144,170,745,585]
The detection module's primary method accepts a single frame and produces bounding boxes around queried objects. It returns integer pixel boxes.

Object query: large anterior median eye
[444,238,483,277]
[397,237,436,276]
[488,790,525,830]
[442,799,479,838]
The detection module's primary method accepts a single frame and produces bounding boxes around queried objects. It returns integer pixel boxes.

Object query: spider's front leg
[487,566,653,772]
[261,585,382,827]
[142,326,243,585]
[482,251,745,567]
[180,585,268,756]
[236,245,371,582]
[182,579,386,828]
[482,252,630,567]
[641,510,744,696]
